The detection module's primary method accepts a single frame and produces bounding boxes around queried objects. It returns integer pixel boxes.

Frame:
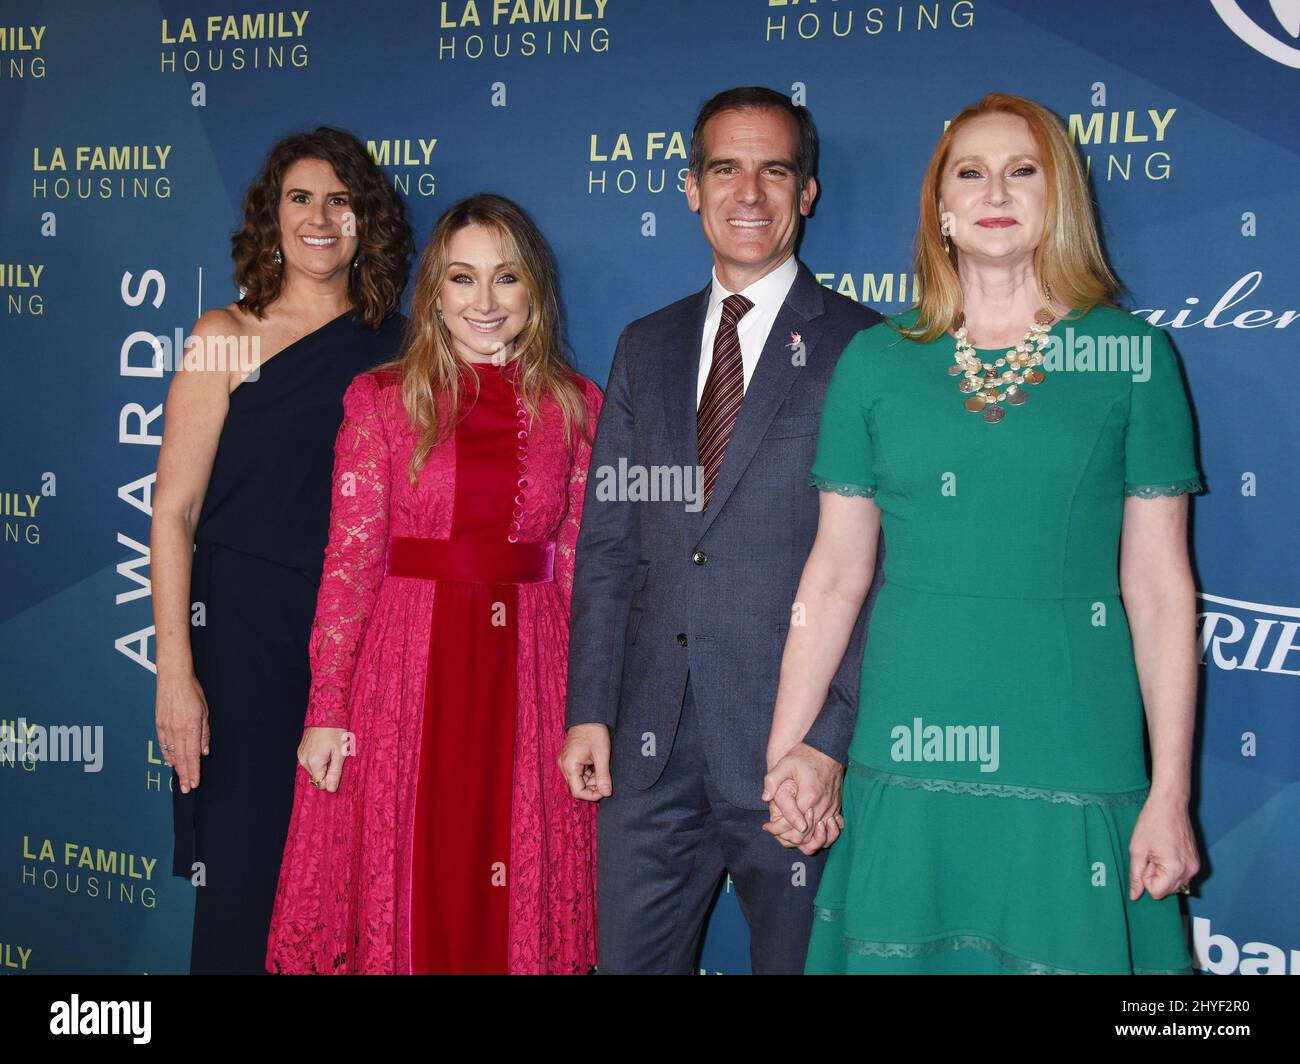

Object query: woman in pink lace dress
[266,194,601,974]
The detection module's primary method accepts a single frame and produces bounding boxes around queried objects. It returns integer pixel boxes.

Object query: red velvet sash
[385,536,555,584]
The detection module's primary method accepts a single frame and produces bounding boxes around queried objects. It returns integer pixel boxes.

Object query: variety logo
[1135,273,1298,330]
[1198,593,1300,677]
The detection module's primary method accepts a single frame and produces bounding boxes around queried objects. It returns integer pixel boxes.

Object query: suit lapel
[691,262,827,540]
[661,281,711,488]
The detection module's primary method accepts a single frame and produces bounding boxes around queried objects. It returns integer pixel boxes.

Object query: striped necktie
[697,293,753,511]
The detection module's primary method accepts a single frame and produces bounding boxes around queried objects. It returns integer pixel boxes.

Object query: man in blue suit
[561,87,882,974]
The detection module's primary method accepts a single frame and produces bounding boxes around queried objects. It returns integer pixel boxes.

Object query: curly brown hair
[231,127,414,330]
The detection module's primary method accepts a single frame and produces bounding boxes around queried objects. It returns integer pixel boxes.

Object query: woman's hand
[1129,793,1200,901]
[156,670,209,794]
[299,727,350,793]
[150,308,239,799]
[761,743,846,855]
[766,795,846,854]
[1120,494,1199,902]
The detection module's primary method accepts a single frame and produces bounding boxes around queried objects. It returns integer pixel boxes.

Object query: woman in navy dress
[151,128,413,973]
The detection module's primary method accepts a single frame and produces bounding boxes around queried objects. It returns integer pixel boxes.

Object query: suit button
[692,550,707,566]
[677,633,688,646]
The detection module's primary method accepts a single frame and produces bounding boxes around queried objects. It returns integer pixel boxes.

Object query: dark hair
[688,86,819,192]
[231,127,415,330]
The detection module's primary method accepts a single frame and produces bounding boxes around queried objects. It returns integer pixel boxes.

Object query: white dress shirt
[696,254,799,409]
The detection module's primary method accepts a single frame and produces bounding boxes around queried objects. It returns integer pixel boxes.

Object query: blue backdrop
[1,0,1295,975]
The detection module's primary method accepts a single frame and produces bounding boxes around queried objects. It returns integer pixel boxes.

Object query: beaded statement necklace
[948,308,1054,424]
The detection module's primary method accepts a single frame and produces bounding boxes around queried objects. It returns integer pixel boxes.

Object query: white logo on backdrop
[1212,0,1300,67]
[1198,593,1300,676]
[1134,272,1298,330]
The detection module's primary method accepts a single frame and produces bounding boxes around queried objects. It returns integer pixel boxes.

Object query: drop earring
[273,246,283,266]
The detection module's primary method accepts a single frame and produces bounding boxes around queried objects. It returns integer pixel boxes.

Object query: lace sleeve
[303,371,390,730]
[809,473,878,498]
[1124,477,1204,498]
[555,377,603,612]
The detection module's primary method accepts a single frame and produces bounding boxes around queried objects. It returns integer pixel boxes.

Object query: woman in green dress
[761,93,1202,974]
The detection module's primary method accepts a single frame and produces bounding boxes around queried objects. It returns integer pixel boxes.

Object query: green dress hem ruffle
[811,907,1192,975]
[806,760,1195,976]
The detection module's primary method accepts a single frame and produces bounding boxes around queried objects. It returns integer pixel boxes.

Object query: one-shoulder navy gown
[170,308,405,973]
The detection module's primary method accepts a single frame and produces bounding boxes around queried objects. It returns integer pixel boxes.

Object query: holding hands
[762,742,846,855]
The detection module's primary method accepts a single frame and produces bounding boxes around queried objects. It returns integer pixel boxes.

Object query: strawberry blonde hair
[907,93,1119,342]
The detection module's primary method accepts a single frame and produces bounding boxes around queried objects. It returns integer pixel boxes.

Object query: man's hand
[761,743,845,855]
[559,723,613,801]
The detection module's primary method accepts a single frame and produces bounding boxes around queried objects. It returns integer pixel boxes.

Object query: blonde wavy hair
[906,93,1119,342]
[374,194,592,485]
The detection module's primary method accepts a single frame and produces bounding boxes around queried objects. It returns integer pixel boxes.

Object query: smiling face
[938,111,1048,269]
[435,223,532,365]
[276,157,359,279]
[685,106,817,291]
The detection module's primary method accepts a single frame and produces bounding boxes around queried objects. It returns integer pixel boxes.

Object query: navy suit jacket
[565,260,883,809]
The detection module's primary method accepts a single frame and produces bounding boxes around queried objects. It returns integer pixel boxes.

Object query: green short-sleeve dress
[804,305,1202,975]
